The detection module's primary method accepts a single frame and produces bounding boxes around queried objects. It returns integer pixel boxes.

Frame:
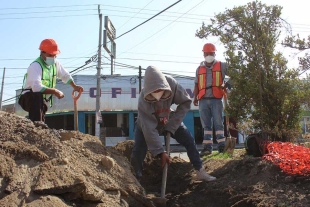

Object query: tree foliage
[283,35,310,76]
[196,1,310,141]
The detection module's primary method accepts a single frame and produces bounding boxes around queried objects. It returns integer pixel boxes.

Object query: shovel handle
[161,132,170,198]
[72,89,82,105]
[222,89,231,138]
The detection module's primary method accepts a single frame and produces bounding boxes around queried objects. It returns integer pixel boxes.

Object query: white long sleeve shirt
[23,59,73,93]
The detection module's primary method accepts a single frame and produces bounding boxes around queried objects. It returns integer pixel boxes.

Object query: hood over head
[143,66,172,102]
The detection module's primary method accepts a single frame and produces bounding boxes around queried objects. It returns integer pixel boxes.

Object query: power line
[0,8,96,15]
[0,4,96,10]
[0,3,309,27]
[4,66,90,70]
[117,0,154,30]
[101,7,213,18]
[117,51,202,58]
[0,14,96,20]
[118,0,206,56]
[102,9,213,21]
[0,56,94,61]
[108,14,202,25]
[115,0,182,40]
[116,57,199,64]
[0,7,308,30]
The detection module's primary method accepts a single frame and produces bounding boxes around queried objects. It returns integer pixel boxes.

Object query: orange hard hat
[39,39,60,55]
[202,43,216,52]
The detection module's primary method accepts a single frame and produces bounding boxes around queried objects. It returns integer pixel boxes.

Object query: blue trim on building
[129,112,135,140]
[78,111,85,133]
[193,111,200,117]
[183,112,194,136]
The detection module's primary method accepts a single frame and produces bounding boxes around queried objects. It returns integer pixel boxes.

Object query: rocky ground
[1,111,310,207]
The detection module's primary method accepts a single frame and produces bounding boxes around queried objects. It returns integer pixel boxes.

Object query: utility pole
[0,67,5,111]
[139,66,142,93]
[111,57,113,75]
[96,6,103,139]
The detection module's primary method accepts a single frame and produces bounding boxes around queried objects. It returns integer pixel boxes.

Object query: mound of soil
[115,141,310,207]
[0,112,155,207]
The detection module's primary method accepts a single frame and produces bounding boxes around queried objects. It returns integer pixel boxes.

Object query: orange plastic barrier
[263,142,310,176]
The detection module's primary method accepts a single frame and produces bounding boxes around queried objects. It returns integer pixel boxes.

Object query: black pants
[18,92,48,122]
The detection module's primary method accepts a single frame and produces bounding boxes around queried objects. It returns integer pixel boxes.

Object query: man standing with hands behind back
[193,43,231,157]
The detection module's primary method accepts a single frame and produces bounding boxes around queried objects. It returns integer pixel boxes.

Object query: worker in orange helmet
[18,39,84,122]
[193,43,231,156]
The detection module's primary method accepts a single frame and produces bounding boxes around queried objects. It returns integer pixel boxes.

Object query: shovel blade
[152,197,168,207]
[225,137,237,155]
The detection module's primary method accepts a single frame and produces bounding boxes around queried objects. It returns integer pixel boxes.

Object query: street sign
[103,16,116,58]
[103,30,116,58]
[104,16,116,39]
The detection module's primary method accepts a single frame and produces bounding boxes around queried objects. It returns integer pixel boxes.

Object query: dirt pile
[115,141,310,207]
[0,111,155,207]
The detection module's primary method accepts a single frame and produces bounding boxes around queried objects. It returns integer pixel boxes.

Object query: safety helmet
[202,43,216,52]
[39,39,60,55]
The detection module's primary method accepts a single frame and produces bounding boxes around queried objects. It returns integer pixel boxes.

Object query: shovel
[72,89,82,131]
[152,132,171,207]
[222,89,236,155]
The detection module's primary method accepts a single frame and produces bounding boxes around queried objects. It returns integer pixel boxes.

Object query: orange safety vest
[197,61,223,100]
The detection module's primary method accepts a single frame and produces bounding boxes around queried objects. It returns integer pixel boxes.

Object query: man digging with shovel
[130,66,216,189]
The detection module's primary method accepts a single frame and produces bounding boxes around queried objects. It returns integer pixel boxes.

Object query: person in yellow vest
[193,43,230,156]
[18,39,84,122]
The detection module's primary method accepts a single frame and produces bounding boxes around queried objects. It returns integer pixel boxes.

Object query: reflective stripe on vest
[197,61,223,100]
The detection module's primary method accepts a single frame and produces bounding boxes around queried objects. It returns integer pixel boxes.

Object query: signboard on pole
[103,16,116,58]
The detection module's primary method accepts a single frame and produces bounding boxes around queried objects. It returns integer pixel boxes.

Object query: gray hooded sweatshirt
[136,66,192,156]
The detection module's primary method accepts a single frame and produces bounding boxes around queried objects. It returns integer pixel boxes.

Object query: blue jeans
[130,122,202,180]
[199,98,225,151]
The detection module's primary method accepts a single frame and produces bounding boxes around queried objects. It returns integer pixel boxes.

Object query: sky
[0,0,310,105]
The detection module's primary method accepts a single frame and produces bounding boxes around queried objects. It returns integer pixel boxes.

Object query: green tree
[196,1,310,141]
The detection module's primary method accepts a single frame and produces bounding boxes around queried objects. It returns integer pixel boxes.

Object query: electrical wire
[116,57,198,64]
[117,0,154,30]
[115,0,182,40]
[0,14,97,20]
[117,0,206,56]
[0,4,97,10]
[0,3,309,28]
[0,56,94,61]
[0,8,97,15]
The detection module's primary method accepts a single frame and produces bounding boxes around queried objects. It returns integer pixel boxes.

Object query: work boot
[199,148,212,157]
[218,142,226,153]
[200,144,213,157]
[194,168,216,182]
